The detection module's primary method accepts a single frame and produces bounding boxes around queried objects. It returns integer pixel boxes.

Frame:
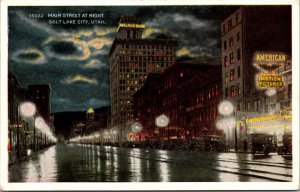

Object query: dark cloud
[18,52,40,60]
[43,37,90,60]
[50,41,77,55]
[12,48,46,64]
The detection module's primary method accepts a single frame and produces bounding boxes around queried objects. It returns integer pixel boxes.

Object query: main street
[9,144,292,182]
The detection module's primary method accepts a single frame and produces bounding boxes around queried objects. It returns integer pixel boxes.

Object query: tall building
[28,84,51,125]
[109,16,178,139]
[277,59,292,110]
[133,59,223,140]
[8,71,28,159]
[221,6,291,114]
[221,6,291,143]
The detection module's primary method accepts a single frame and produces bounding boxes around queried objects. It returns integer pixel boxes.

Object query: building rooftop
[119,15,142,24]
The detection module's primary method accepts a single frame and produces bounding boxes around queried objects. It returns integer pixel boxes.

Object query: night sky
[8,6,237,113]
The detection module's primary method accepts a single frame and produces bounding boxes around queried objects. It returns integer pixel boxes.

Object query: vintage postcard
[0,0,299,191]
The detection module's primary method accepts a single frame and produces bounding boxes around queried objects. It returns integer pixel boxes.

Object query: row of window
[121,44,176,50]
[119,74,147,79]
[162,93,178,107]
[236,100,262,112]
[120,68,146,73]
[119,85,140,92]
[223,32,240,50]
[224,48,241,66]
[119,79,144,85]
[191,106,218,122]
[224,84,241,98]
[120,111,134,117]
[119,49,175,56]
[222,12,240,33]
[225,66,241,83]
[189,84,219,105]
[119,62,171,68]
[119,55,175,62]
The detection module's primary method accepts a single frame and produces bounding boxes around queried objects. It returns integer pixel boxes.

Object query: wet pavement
[9,143,292,182]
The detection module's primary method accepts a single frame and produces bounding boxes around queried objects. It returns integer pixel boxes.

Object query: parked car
[203,135,229,152]
[250,133,273,155]
[277,133,292,155]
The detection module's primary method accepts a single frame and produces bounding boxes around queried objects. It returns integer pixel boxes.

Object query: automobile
[250,133,273,155]
[277,133,292,155]
[203,135,229,152]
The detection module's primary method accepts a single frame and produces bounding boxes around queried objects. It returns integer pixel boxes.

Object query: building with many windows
[221,6,291,145]
[28,84,52,125]
[8,72,28,160]
[109,16,178,140]
[221,6,291,114]
[133,58,222,140]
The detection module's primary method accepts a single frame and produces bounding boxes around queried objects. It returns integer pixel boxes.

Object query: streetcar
[250,133,273,155]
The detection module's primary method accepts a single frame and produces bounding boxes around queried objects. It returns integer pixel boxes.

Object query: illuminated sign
[246,114,281,124]
[117,23,145,31]
[255,53,286,62]
[246,113,292,124]
[253,52,286,89]
[256,74,284,88]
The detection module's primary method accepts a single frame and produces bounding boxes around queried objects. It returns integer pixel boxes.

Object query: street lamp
[155,114,170,139]
[20,102,36,152]
[218,100,234,116]
[109,127,118,143]
[217,100,237,151]
[131,122,142,141]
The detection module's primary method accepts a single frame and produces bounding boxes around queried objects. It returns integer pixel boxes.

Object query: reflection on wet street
[9,144,292,182]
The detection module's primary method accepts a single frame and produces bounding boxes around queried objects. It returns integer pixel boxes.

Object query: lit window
[230,69,235,81]
[230,86,236,97]
[224,56,228,67]
[229,52,235,64]
[229,37,234,47]
[225,74,229,84]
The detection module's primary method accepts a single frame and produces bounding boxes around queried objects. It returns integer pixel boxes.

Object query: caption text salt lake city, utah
[29,13,106,25]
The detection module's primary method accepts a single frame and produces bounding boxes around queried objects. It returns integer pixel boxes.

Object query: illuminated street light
[19,102,36,117]
[131,122,142,133]
[156,114,170,139]
[19,101,37,153]
[265,88,276,96]
[217,100,237,151]
[35,116,46,130]
[218,100,234,116]
[155,114,169,127]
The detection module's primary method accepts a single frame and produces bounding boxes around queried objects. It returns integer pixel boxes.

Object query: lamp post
[217,100,237,151]
[131,122,142,141]
[20,102,36,152]
[155,114,170,139]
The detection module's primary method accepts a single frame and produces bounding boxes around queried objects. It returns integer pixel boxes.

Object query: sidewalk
[227,148,251,154]
[8,147,52,167]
